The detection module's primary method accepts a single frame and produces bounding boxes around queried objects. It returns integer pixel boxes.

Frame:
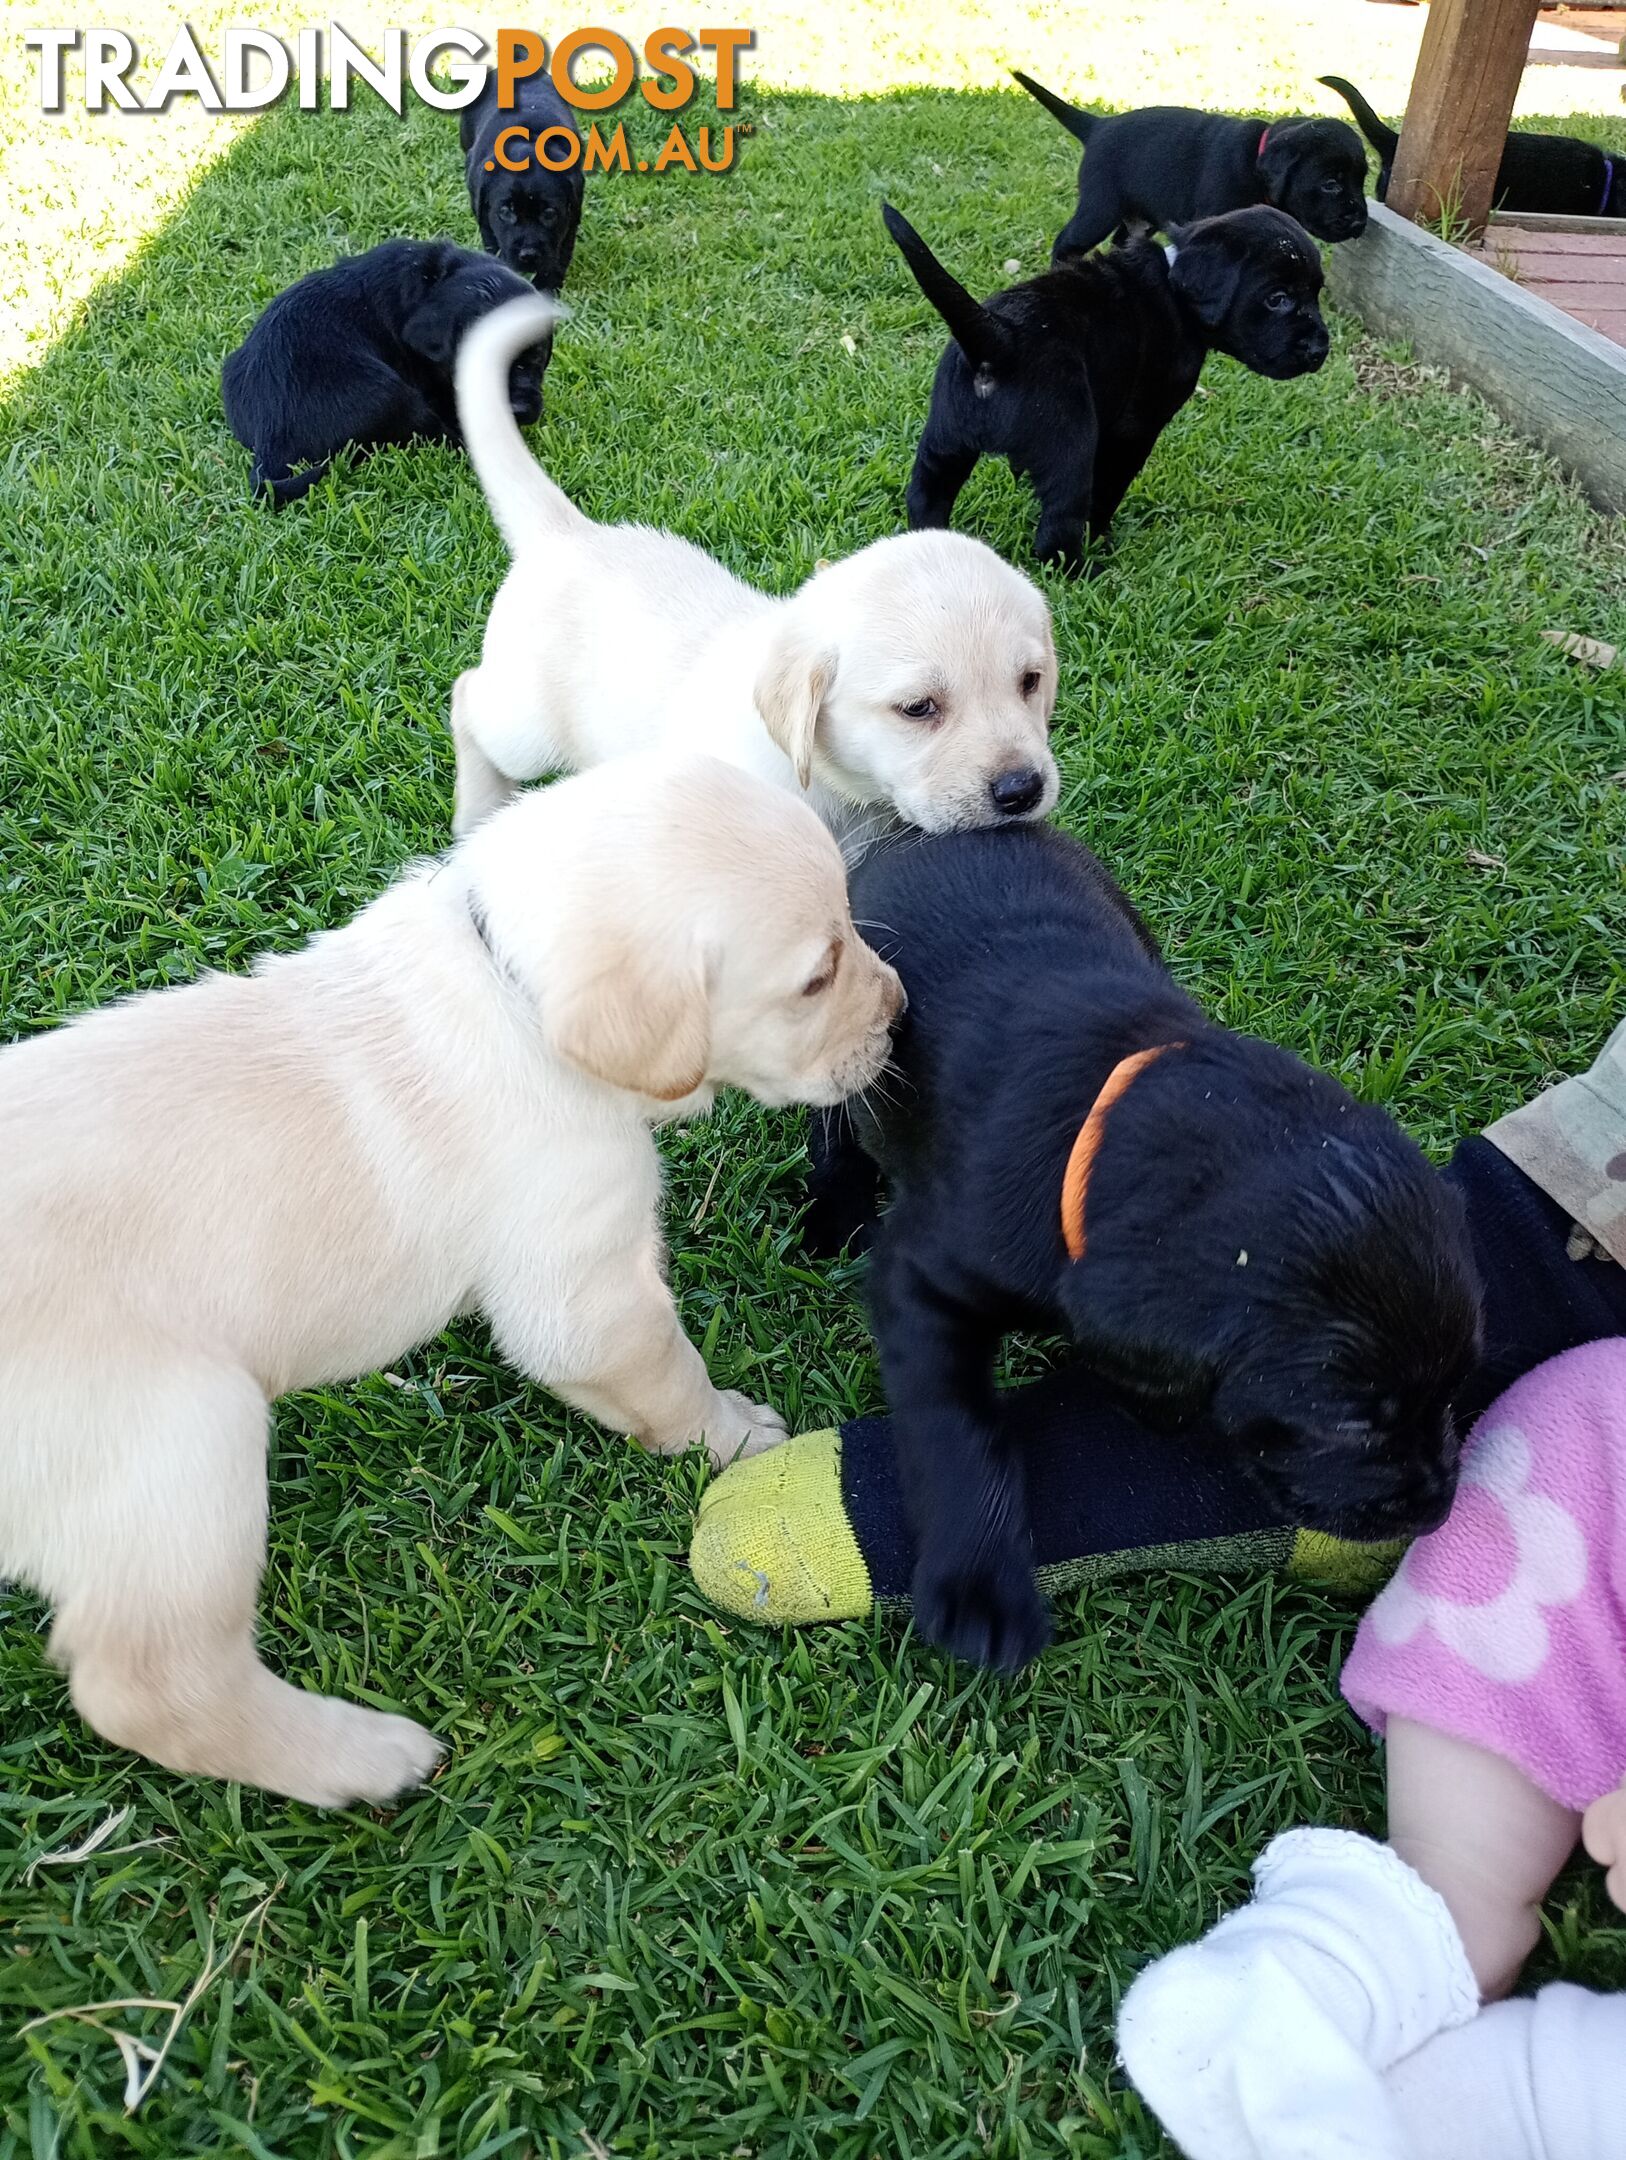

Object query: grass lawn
[3,4,1626,2154]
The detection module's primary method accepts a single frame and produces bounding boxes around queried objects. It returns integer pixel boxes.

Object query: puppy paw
[702,1390,789,1473]
[1037,528,1110,580]
[297,1705,443,1810]
[912,1548,1051,1674]
[800,1193,878,1261]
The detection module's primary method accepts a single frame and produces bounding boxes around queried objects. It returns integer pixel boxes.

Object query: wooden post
[1386,0,1539,236]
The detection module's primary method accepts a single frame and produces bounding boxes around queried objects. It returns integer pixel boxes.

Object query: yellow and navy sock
[691,1362,1402,1627]
[692,1135,1626,1630]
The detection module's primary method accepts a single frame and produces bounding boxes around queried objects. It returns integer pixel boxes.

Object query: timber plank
[1328,200,1626,508]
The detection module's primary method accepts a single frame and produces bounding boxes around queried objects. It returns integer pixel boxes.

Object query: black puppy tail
[881,204,1012,372]
[1011,70,1098,145]
[254,458,331,508]
[1318,77,1398,161]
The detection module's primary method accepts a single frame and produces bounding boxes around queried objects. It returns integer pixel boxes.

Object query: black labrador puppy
[460,71,585,290]
[882,202,1329,571]
[222,241,548,506]
[1322,76,1625,222]
[1013,71,1369,259]
[806,825,1482,1672]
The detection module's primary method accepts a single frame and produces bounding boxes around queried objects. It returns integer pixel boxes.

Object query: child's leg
[1386,1719,1581,2001]
[1386,1985,1626,2160]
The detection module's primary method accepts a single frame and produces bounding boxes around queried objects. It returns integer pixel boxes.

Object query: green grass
[4,13,1626,2158]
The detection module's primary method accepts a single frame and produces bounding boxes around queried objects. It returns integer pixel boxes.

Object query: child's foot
[1387,1984,1626,2160]
[1117,1830,1478,2160]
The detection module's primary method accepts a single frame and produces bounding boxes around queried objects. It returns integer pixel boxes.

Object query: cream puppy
[0,756,902,1807]
[449,295,1061,845]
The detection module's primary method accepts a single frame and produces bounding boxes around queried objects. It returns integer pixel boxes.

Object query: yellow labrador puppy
[0,756,902,1807]
[449,296,1060,846]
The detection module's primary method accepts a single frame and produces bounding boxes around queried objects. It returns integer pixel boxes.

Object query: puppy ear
[402,297,460,371]
[1255,131,1294,203]
[1168,237,1241,331]
[1059,1240,1227,1423]
[754,621,835,791]
[548,928,711,1102]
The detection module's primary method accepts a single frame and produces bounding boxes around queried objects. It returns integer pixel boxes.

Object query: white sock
[1387,1985,1626,2160]
[1116,1829,1478,2160]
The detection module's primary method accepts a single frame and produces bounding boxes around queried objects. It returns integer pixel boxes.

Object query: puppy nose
[885,972,907,1021]
[989,767,1044,817]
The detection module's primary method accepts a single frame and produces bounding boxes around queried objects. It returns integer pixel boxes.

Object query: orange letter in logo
[653,124,698,173]
[582,121,631,171]
[492,124,529,170]
[552,27,635,111]
[642,27,696,112]
[698,28,751,110]
[495,28,545,110]
[534,124,581,171]
[695,125,736,171]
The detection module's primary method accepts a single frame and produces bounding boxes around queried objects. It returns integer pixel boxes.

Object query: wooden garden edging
[1327,199,1626,512]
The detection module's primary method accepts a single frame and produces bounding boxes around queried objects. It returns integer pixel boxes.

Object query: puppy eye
[801,970,833,997]
[1020,670,1042,698]
[1264,290,1293,313]
[1322,177,1342,191]
[897,697,939,722]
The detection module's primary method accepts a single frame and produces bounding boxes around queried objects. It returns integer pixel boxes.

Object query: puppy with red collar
[883,202,1330,573]
[1014,73,1369,261]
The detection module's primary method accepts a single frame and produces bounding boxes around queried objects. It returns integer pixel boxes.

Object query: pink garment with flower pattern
[1343,1338,1626,1812]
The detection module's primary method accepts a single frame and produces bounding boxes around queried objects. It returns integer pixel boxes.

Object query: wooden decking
[1529,10,1626,70]
[1470,218,1626,348]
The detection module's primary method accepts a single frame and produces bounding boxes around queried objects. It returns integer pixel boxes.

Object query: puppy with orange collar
[802,823,1481,1671]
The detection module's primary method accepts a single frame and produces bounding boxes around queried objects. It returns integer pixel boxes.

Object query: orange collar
[1060,1043,1184,1261]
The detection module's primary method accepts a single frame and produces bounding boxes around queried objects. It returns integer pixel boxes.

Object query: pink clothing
[1343,1338,1626,1813]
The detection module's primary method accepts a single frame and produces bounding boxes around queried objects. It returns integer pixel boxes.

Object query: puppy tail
[455,292,580,552]
[881,204,1012,372]
[255,459,331,508]
[1318,77,1398,161]
[1011,70,1098,145]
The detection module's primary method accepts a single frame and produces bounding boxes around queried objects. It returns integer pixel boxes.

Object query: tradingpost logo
[24,24,754,173]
